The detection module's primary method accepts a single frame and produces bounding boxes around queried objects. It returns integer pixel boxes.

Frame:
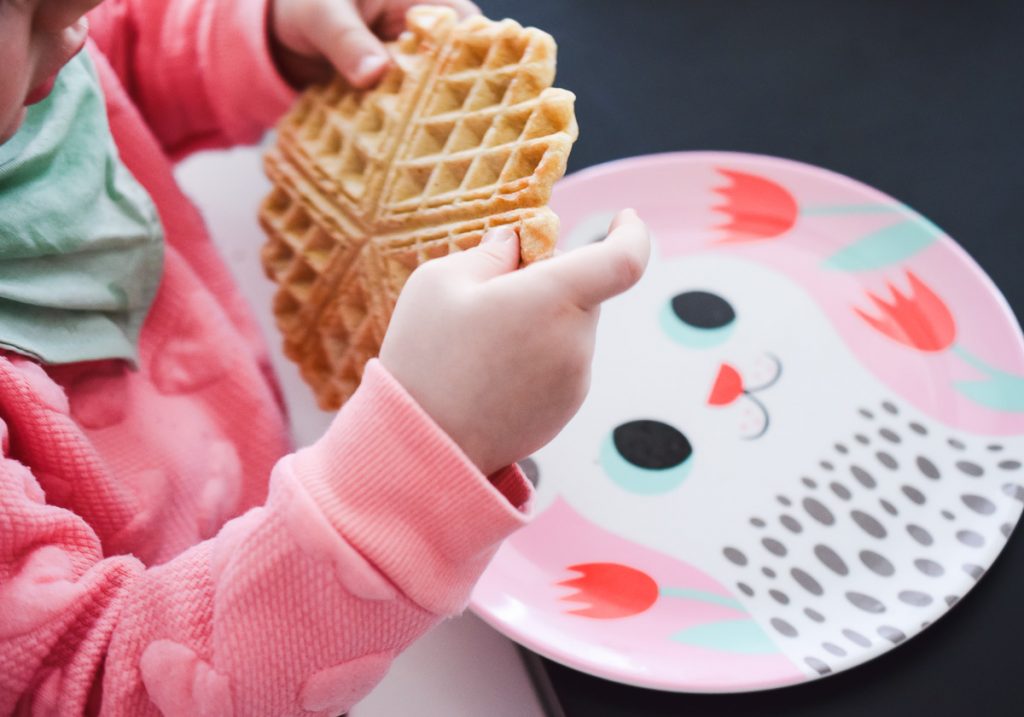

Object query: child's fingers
[424,225,522,284]
[307,2,391,88]
[606,207,635,233]
[524,210,650,308]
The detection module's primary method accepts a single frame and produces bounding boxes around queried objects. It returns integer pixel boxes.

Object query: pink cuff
[489,464,533,508]
[292,360,532,615]
[204,0,297,144]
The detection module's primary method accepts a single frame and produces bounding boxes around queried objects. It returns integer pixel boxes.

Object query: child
[0,0,650,714]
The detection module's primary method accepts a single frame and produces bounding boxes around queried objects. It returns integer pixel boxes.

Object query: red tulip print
[558,562,659,619]
[855,271,956,352]
[713,169,799,243]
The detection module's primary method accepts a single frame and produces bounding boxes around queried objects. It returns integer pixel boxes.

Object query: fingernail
[483,225,516,244]
[356,54,388,81]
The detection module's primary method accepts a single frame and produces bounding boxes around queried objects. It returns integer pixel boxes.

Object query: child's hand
[380,210,651,477]
[270,0,479,88]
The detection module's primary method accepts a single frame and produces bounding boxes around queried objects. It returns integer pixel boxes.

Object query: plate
[470,152,1024,692]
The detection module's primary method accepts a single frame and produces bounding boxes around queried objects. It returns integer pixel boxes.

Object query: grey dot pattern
[723,547,748,566]
[859,550,894,577]
[805,657,831,675]
[823,642,847,657]
[902,485,926,505]
[914,558,944,577]
[846,591,885,614]
[916,456,940,479]
[805,608,825,623]
[850,465,876,489]
[815,544,849,575]
[791,568,824,596]
[780,515,803,534]
[878,625,906,644]
[852,510,887,538]
[963,564,984,580]
[961,494,995,515]
[843,629,871,647]
[945,595,959,607]
[956,461,983,477]
[719,397,1023,678]
[956,530,984,548]
[803,497,835,525]
[907,524,934,546]
[876,451,899,470]
[879,428,901,444]
[771,618,798,638]
[831,482,852,500]
[899,590,933,607]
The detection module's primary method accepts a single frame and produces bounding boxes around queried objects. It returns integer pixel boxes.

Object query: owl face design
[524,214,1024,677]
[532,223,894,549]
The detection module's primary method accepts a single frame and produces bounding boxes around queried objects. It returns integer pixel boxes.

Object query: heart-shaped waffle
[259,6,578,408]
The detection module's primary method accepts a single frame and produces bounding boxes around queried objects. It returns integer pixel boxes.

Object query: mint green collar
[0,51,164,366]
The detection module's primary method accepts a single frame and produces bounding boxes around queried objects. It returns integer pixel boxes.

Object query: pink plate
[470,152,1024,692]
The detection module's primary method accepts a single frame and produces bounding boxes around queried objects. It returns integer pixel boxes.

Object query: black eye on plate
[614,420,692,469]
[661,290,737,348]
[602,420,695,494]
[671,291,735,329]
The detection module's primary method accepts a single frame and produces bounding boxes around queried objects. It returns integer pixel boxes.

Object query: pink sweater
[0,1,532,715]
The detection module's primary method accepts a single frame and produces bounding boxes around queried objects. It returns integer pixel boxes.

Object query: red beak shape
[708,363,744,406]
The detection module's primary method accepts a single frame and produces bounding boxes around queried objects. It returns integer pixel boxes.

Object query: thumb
[433,225,522,284]
[306,2,391,88]
[522,209,650,308]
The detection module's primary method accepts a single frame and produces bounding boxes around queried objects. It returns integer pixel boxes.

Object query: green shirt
[0,51,164,366]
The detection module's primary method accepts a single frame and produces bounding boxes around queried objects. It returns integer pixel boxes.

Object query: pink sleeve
[87,0,297,157]
[1,360,532,715]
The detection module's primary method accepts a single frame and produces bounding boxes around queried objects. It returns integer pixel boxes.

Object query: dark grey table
[473,1,1024,715]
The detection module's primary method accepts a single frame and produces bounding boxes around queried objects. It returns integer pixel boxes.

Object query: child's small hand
[270,0,479,88]
[380,210,651,477]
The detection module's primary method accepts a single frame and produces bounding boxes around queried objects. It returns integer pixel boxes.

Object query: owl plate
[469,152,1024,692]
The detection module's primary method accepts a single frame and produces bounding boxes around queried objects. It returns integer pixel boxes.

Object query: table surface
[180,1,1024,715]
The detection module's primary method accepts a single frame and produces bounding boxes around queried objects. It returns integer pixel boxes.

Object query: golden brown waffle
[259,6,577,409]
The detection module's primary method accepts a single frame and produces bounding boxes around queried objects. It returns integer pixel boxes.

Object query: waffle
[259,6,578,409]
